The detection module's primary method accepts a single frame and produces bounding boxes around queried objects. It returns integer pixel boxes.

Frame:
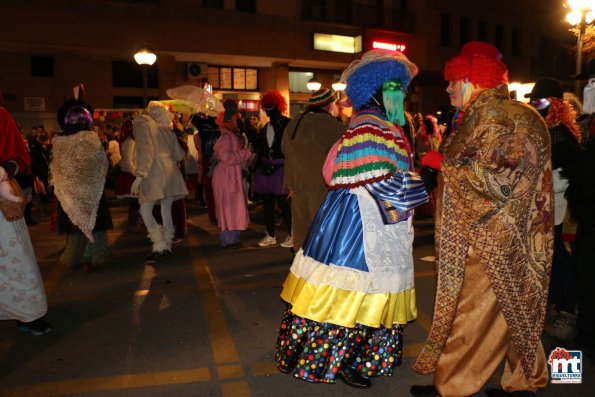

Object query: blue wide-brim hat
[342,49,418,110]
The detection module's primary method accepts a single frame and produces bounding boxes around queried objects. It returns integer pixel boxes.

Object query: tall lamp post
[134,47,157,108]
[566,0,595,95]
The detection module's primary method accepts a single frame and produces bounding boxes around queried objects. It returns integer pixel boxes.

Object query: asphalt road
[0,198,591,397]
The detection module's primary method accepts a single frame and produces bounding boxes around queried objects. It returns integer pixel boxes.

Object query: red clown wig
[444,41,508,89]
[259,90,288,114]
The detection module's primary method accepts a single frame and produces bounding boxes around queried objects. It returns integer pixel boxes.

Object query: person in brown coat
[281,88,346,251]
[411,42,554,397]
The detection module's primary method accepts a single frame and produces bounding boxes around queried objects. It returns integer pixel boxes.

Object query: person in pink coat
[212,100,253,247]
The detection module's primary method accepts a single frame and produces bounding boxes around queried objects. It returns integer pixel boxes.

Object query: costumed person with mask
[211,100,253,247]
[252,90,293,248]
[275,49,428,388]
[131,104,188,261]
[525,78,582,343]
[411,42,554,397]
[52,104,113,273]
[281,88,346,251]
[0,99,51,335]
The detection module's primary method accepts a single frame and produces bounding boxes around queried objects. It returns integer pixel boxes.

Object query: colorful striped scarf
[330,110,412,189]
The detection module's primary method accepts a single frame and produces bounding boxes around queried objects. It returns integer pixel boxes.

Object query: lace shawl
[50,131,108,241]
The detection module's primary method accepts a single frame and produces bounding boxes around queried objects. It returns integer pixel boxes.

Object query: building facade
[0,0,576,130]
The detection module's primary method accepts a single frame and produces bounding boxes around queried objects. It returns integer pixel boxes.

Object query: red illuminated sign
[372,41,406,52]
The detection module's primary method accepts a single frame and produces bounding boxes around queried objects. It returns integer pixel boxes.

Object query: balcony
[301,0,416,33]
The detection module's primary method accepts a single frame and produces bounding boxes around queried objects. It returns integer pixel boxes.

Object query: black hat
[574,59,595,80]
[525,77,563,99]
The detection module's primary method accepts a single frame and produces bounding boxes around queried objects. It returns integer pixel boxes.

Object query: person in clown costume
[274,49,428,388]
[411,42,553,397]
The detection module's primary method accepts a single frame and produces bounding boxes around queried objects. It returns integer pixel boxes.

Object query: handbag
[0,177,26,221]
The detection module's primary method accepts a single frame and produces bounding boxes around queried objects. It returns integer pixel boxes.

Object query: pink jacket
[211,128,253,231]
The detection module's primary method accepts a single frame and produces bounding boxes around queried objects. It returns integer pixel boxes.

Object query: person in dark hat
[280,88,346,251]
[527,77,582,344]
[412,42,553,397]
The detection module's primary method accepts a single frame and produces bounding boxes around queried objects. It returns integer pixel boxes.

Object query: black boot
[410,385,440,397]
[336,366,371,388]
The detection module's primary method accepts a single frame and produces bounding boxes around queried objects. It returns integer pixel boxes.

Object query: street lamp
[566,0,595,94]
[332,80,347,91]
[134,47,157,107]
[306,77,322,92]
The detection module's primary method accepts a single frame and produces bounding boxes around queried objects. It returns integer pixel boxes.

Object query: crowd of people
[1,40,594,397]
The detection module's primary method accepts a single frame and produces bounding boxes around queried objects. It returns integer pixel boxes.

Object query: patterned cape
[413,85,554,378]
[50,131,108,242]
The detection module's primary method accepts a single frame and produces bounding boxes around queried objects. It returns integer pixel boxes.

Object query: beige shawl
[50,131,108,241]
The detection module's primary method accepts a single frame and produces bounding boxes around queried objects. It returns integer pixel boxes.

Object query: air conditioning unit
[187,62,208,79]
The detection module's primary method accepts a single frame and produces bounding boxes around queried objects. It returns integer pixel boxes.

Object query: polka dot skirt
[275,308,404,383]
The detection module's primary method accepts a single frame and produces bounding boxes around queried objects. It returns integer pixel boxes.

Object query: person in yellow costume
[274,49,428,388]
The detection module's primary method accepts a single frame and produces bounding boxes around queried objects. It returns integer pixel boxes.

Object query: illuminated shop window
[246,69,258,90]
[313,33,362,54]
[208,67,220,87]
[208,66,259,91]
[234,68,246,89]
[220,68,232,89]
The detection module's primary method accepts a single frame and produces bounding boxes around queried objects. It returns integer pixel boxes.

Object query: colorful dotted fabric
[275,308,404,383]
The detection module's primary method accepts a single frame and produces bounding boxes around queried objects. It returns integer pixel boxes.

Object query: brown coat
[281,110,346,250]
[414,85,554,377]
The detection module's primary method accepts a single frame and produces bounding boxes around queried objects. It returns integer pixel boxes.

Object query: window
[289,71,315,93]
[31,56,54,77]
[203,0,223,8]
[478,20,488,42]
[207,66,258,90]
[236,0,255,12]
[220,67,232,89]
[112,61,158,88]
[440,13,452,46]
[495,24,505,54]
[459,17,470,47]
[511,27,521,57]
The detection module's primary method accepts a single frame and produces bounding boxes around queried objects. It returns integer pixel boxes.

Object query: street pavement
[0,198,592,397]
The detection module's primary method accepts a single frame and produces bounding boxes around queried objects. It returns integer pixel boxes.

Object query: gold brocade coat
[413,85,554,377]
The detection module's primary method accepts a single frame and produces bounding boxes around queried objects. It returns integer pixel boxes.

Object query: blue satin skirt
[302,189,367,272]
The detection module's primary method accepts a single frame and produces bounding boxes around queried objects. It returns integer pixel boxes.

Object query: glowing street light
[306,77,322,92]
[566,0,595,94]
[332,80,347,91]
[134,47,157,107]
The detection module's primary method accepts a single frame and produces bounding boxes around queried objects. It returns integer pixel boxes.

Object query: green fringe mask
[383,80,405,126]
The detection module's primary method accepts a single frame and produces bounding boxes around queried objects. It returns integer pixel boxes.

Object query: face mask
[382,80,405,126]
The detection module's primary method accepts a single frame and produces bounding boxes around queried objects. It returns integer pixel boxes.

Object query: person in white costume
[131,104,188,261]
